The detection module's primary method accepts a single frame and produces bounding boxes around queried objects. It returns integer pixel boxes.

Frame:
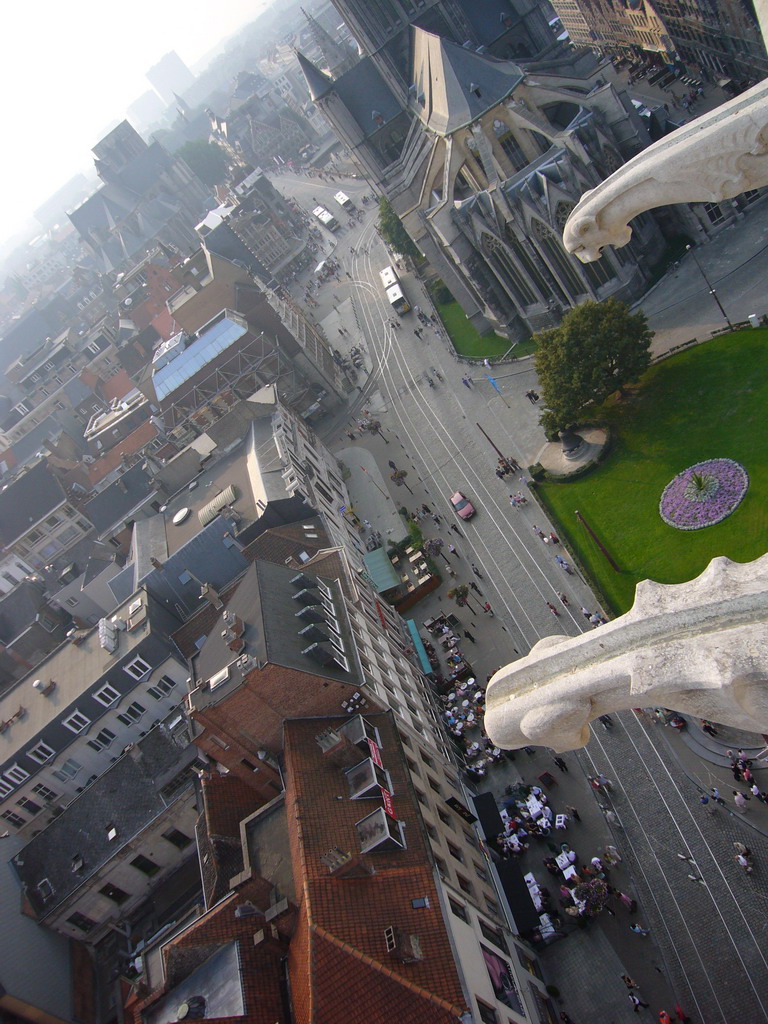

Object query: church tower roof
[410,27,524,135]
[296,50,334,101]
[301,8,357,77]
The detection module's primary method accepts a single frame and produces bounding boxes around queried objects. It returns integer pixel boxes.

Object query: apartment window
[32,783,57,802]
[424,821,438,840]
[162,827,192,849]
[4,765,29,785]
[449,898,468,922]
[474,861,488,882]
[413,787,427,807]
[420,751,434,768]
[427,776,442,795]
[0,779,12,798]
[124,656,151,680]
[405,757,419,774]
[463,830,478,849]
[100,882,129,905]
[457,874,473,896]
[87,728,116,752]
[63,710,91,734]
[475,1000,499,1024]
[147,675,177,700]
[516,947,542,979]
[480,920,508,952]
[1,809,26,827]
[399,731,411,748]
[117,702,146,726]
[67,911,96,933]
[130,854,160,876]
[94,682,121,707]
[16,797,42,819]
[434,855,448,878]
[53,758,82,781]
[485,897,501,918]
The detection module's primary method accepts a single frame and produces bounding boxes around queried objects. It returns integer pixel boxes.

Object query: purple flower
[660,459,748,530]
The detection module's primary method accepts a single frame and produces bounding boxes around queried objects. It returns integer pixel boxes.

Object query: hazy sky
[2,0,273,247]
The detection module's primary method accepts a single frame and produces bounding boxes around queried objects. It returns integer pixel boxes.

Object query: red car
[450,491,476,520]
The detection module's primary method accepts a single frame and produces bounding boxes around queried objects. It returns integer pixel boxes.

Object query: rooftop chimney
[200,583,224,609]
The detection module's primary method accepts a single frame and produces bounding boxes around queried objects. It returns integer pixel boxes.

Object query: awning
[198,484,237,526]
[406,619,434,675]
[496,860,541,935]
[473,791,504,842]
[717,78,732,87]
[362,548,401,592]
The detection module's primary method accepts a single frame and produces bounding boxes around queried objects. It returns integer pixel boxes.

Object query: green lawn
[536,329,768,614]
[436,301,534,360]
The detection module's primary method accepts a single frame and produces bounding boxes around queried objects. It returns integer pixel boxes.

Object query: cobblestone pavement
[577,711,768,1023]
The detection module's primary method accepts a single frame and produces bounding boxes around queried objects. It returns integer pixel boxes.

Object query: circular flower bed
[659,458,749,530]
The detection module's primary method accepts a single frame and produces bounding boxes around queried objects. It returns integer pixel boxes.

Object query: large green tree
[177,140,230,187]
[378,197,422,261]
[534,298,653,435]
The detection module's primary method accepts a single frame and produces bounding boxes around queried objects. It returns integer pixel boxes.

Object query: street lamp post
[686,244,733,330]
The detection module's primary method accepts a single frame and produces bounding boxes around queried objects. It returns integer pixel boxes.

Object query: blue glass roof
[153,316,248,401]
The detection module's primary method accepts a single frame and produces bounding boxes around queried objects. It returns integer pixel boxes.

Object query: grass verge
[536,328,768,613]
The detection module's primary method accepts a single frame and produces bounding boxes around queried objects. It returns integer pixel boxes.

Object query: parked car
[450,490,476,520]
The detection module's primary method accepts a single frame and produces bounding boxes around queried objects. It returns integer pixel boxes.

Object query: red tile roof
[283,713,466,1024]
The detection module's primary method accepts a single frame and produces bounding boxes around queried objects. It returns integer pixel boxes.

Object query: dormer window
[355,807,405,853]
[345,758,392,799]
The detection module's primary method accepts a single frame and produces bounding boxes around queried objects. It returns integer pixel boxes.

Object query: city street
[271,169,768,1023]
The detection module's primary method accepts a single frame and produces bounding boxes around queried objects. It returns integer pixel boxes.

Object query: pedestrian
[596,773,613,790]
[448,544,458,557]
[629,923,650,936]
[432,514,442,526]
[546,601,560,616]
[549,532,560,544]
[620,973,638,989]
[701,719,718,737]
[553,756,568,772]
[346,431,356,440]
[733,790,749,811]
[580,606,591,619]
[462,376,472,389]
[628,993,649,1012]
[449,523,463,537]
[659,1013,673,1024]
[420,503,431,514]
[363,519,372,529]
[567,805,581,821]
[482,602,494,615]
[446,565,457,578]
[533,525,546,539]
[557,591,569,605]
[736,852,753,872]
[751,782,764,801]
[710,787,726,805]
[471,563,483,579]
[463,629,477,644]
[467,582,481,596]
[604,844,622,864]
[559,1014,576,1024]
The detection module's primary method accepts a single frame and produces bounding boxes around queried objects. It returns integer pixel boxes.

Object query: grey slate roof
[331,57,402,137]
[0,580,47,644]
[194,559,357,688]
[410,27,524,135]
[83,464,156,535]
[12,717,198,919]
[0,462,66,546]
[0,835,73,1020]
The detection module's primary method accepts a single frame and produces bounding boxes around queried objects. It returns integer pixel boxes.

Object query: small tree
[378,197,422,261]
[534,299,653,434]
[178,140,230,187]
[391,469,413,494]
[423,538,449,563]
[573,878,610,917]
[360,419,388,444]
[448,583,476,613]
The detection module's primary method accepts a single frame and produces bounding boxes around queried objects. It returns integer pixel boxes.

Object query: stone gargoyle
[484,554,768,752]
[563,79,768,263]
